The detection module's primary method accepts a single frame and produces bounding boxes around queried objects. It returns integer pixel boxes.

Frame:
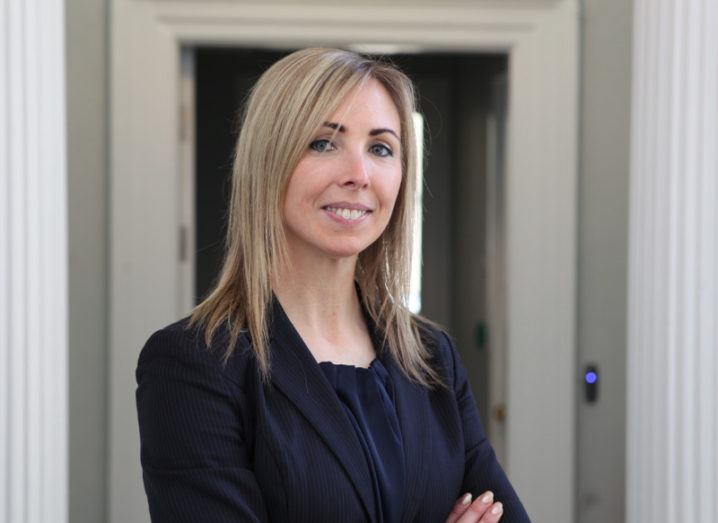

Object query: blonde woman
[136,47,530,523]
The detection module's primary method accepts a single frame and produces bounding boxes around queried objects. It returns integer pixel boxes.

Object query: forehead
[325,78,401,131]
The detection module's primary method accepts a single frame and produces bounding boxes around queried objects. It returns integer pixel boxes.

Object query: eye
[309,139,336,153]
[369,143,393,157]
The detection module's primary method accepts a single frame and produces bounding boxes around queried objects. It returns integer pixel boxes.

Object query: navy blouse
[319,356,405,523]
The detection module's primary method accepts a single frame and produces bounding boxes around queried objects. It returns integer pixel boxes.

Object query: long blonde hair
[188,47,447,390]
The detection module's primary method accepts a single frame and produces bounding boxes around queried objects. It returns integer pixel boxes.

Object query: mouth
[322,205,372,220]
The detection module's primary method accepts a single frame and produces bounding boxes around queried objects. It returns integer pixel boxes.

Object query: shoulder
[136,316,256,390]
[137,316,210,370]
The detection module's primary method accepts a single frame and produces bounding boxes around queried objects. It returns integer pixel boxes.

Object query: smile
[323,206,369,220]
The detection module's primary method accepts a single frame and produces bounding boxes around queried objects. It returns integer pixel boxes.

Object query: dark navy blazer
[136,296,531,522]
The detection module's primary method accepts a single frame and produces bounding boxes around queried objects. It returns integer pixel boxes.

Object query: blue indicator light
[585,371,598,384]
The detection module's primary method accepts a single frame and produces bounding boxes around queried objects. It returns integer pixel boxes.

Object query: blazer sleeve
[136,327,268,523]
[440,330,532,522]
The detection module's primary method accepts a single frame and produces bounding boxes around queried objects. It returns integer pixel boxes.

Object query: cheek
[283,172,310,212]
[383,169,403,207]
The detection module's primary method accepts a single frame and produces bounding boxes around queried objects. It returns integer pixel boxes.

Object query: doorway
[110,5,579,521]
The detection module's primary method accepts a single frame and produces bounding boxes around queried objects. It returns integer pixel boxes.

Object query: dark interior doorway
[194,47,508,430]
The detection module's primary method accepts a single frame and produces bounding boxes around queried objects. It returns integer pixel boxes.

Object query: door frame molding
[109,1,579,521]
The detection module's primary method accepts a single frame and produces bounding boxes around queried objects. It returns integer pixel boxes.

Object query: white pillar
[0,0,68,522]
[627,0,718,522]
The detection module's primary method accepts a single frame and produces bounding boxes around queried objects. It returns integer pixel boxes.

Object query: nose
[341,150,370,189]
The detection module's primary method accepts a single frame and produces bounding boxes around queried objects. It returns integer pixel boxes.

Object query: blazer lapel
[268,295,378,523]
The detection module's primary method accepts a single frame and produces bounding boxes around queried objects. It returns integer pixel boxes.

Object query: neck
[271,249,363,340]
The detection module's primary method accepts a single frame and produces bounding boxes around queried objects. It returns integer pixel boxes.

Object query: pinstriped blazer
[136,295,531,522]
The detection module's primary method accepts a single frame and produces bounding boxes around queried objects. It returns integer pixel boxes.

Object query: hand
[444,491,503,523]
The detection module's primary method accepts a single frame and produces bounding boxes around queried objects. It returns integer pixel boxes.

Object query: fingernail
[491,502,503,515]
[481,491,493,504]
[460,493,472,506]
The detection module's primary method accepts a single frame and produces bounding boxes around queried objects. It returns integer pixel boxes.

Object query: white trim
[486,72,508,464]
[110,2,579,522]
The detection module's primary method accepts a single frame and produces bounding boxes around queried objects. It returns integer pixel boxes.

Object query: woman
[136,47,530,523]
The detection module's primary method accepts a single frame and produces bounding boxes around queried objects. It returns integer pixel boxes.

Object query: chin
[318,237,375,258]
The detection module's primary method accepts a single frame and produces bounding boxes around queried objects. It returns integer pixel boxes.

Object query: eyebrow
[323,121,400,140]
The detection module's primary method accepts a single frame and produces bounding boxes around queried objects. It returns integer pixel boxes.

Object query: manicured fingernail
[460,493,472,506]
[481,491,494,504]
[491,502,503,515]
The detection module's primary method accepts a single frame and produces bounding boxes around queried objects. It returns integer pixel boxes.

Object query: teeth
[325,207,368,220]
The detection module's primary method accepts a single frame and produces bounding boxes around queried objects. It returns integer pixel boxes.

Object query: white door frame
[109,2,579,522]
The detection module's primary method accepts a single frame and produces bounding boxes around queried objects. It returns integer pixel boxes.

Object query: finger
[444,492,473,523]
[455,491,495,523]
[477,502,503,523]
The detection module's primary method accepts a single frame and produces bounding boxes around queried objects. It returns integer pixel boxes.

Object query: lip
[321,201,373,212]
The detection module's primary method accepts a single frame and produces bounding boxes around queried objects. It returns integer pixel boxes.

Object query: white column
[0,0,68,522]
[627,0,718,522]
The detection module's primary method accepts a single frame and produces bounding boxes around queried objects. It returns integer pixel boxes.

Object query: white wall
[66,1,110,522]
[576,0,632,521]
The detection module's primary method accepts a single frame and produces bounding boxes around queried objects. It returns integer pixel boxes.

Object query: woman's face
[282,78,403,261]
